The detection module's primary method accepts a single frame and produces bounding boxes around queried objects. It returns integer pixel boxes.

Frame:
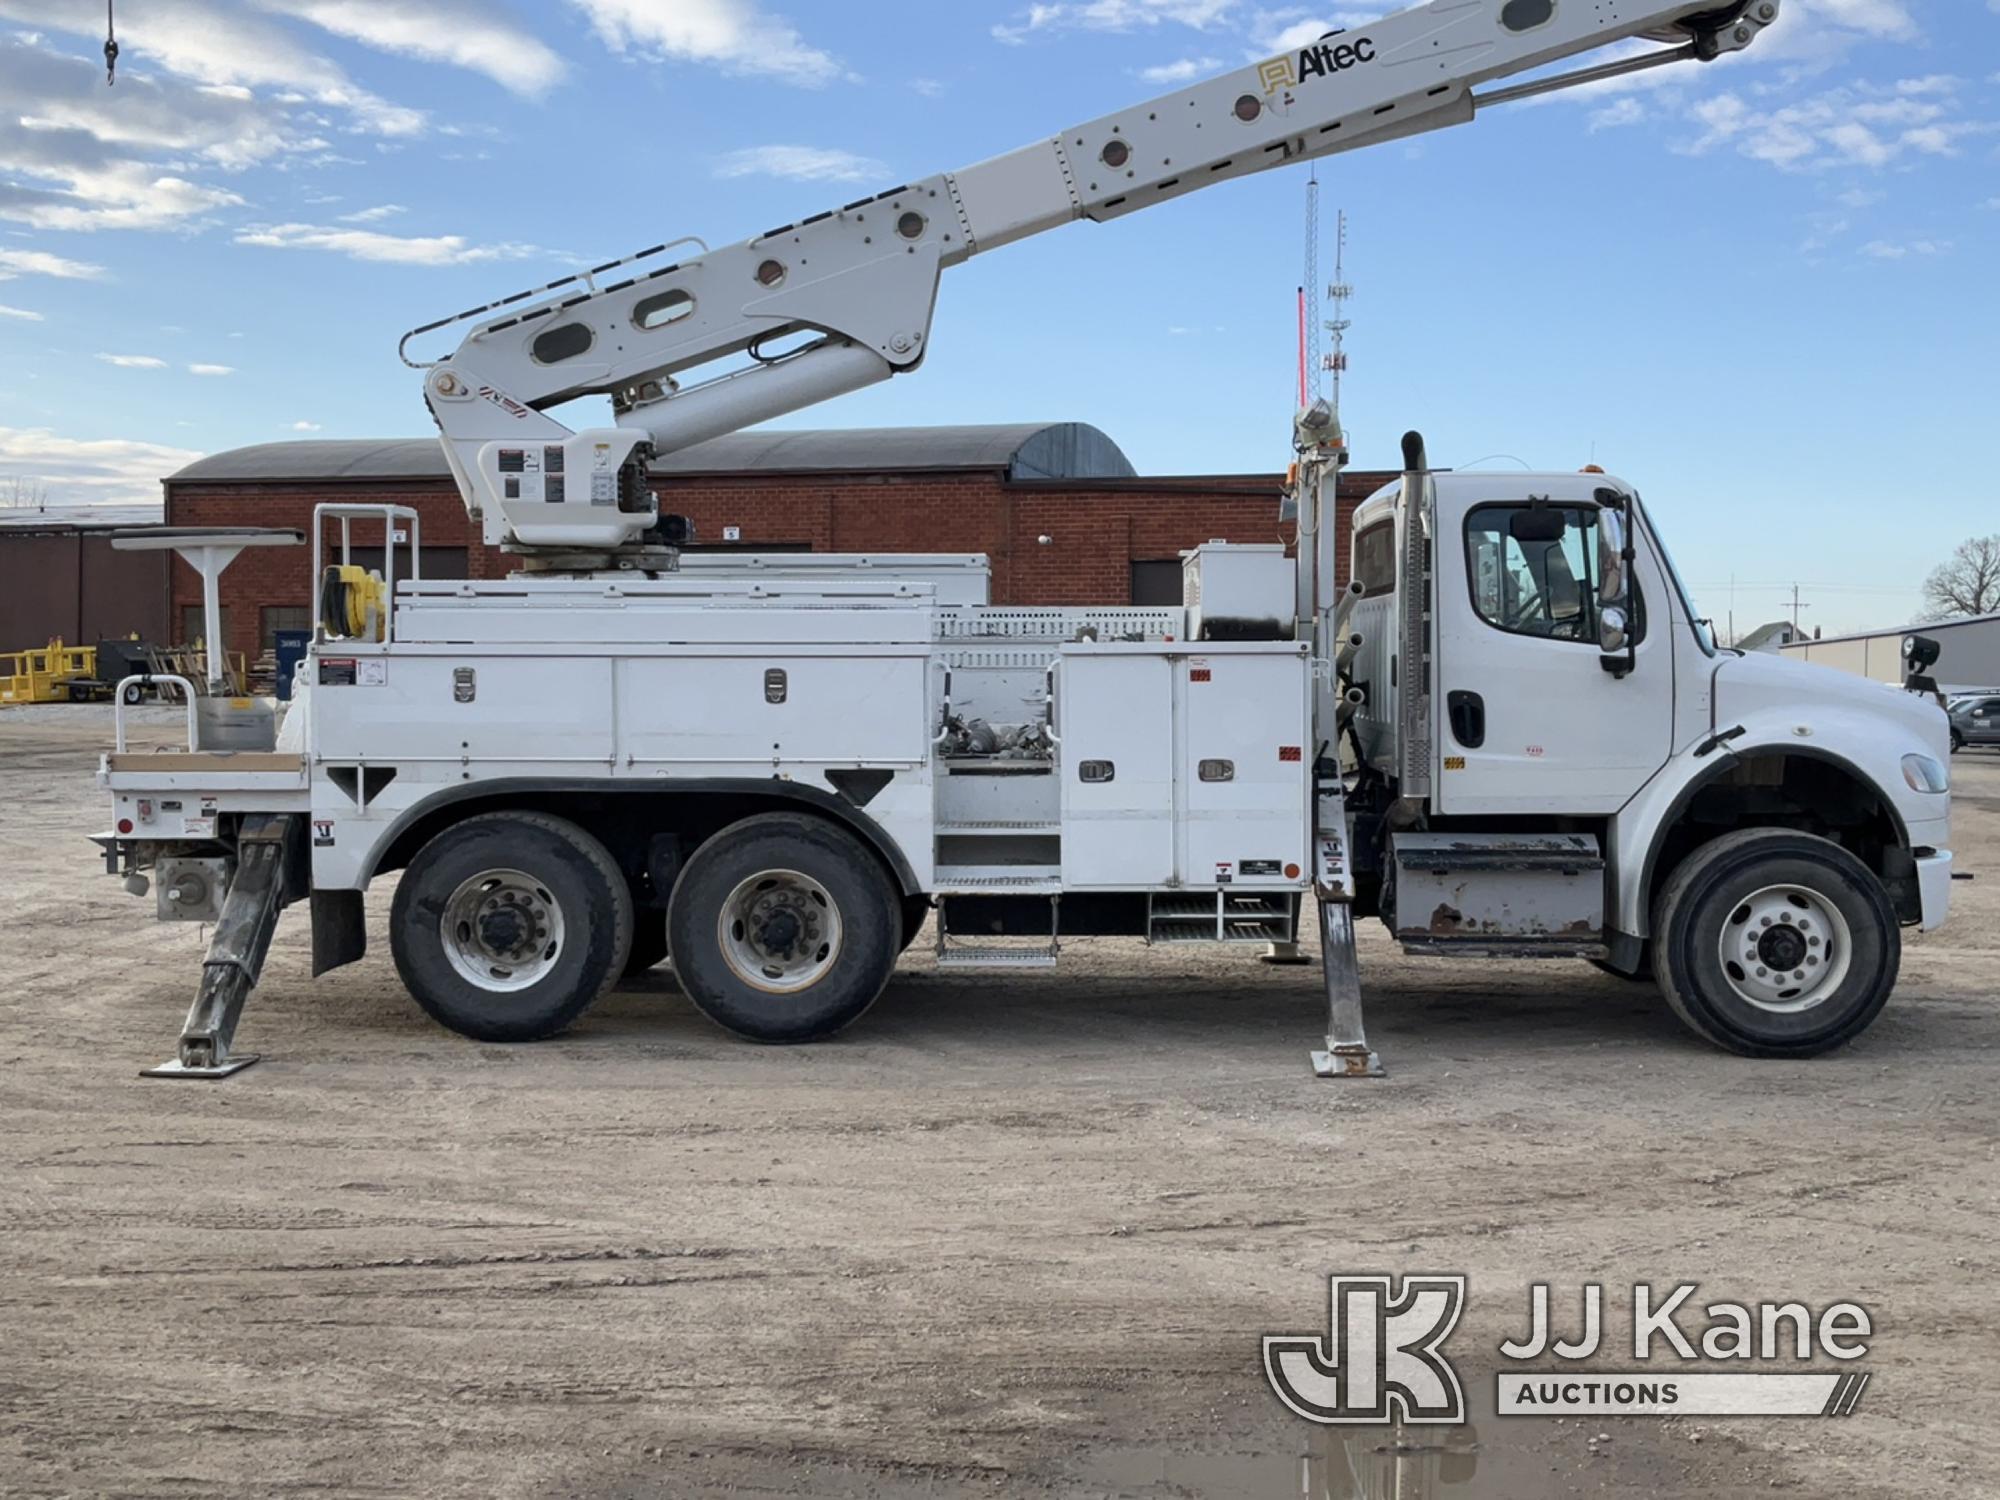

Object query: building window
[261,605,313,649]
[1131,560,1184,607]
[179,604,232,647]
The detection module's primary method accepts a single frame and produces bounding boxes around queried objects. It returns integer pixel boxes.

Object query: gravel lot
[3,705,1996,1498]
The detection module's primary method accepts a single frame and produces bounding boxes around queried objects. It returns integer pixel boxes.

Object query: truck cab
[1341,466,1953,1054]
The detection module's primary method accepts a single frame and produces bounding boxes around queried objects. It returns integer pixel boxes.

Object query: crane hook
[104,0,119,85]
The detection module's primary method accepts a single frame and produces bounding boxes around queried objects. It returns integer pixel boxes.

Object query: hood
[1714,649,1950,759]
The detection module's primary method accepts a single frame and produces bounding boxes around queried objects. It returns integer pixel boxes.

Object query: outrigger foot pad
[141,1054,260,1080]
[1312,1046,1385,1079]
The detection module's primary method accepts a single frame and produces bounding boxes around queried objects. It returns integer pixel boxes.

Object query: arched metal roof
[166,423,1136,485]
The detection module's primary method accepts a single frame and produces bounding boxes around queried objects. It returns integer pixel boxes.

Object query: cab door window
[1464,503,1640,645]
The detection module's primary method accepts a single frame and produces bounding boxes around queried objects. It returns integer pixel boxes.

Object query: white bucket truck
[91,0,1954,1078]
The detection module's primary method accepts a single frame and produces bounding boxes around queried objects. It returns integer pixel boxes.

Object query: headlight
[1902,753,1949,794]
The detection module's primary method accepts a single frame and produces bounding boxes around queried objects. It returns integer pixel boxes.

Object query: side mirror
[1599,605,1630,656]
[1597,507,1630,608]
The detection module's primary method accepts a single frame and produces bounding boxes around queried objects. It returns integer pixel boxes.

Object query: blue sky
[0,0,1994,633]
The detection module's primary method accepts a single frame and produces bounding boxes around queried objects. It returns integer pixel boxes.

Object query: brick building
[161,423,1388,662]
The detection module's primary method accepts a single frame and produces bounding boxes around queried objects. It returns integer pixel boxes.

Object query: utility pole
[1790,584,1812,635]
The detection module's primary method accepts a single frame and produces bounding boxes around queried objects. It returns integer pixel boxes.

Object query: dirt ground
[2,705,1996,1499]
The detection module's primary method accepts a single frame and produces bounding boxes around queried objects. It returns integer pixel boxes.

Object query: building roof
[1780,612,2000,649]
[0,502,165,533]
[165,422,1138,486]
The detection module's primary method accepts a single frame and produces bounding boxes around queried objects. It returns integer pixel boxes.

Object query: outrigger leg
[143,813,304,1080]
[1311,899,1384,1079]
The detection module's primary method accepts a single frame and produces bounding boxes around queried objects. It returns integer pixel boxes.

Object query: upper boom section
[412,0,1778,552]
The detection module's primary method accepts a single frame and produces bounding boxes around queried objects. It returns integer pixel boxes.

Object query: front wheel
[1652,829,1900,1058]
[1950,728,1965,753]
[668,814,900,1043]
[390,811,632,1042]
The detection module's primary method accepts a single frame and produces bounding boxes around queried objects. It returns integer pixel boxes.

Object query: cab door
[1433,496,1672,815]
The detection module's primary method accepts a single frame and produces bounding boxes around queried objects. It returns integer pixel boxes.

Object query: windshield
[1635,495,1717,657]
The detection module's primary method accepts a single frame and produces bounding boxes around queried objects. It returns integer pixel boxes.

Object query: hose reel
[318,565,387,642]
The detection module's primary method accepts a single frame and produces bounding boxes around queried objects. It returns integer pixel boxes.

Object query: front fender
[1609,728,1927,938]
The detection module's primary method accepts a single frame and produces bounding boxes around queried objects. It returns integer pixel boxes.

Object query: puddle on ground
[1075,1384,1707,1498]
[1081,1422,1499,1499]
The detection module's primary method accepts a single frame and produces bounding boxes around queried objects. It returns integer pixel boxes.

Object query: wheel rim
[717,869,843,993]
[1716,883,1851,1013]
[440,868,566,992]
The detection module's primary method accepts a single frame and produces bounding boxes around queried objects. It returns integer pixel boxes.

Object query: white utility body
[94,0,1957,1079]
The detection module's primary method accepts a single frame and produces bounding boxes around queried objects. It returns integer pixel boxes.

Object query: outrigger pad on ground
[141,1054,260,1080]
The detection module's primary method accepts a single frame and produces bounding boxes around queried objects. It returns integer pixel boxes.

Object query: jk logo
[1264,1275,1467,1424]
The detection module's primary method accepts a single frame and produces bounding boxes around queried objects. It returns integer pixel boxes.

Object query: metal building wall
[0,532,171,650]
[1785,616,2000,691]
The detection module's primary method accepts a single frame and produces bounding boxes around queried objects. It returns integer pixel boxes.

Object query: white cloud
[0,34,288,231]
[713,145,891,184]
[337,203,406,223]
[0,247,105,280]
[289,419,323,431]
[569,0,843,85]
[910,77,944,98]
[1138,56,1222,84]
[996,0,1258,43]
[1794,0,1917,42]
[0,1,425,137]
[187,362,236,375]
[1861,237,1948,259]
[1251,12,1388,54]
[1589,97,1646,132]
[0,303,43,321]
[0,424,201,507]
[95,353,169,369]
[234,221,548,264]
[254,0,567,96]
[1677,78,1993,173]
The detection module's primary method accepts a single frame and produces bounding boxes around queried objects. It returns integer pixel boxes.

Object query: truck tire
[391,811,632,1042]
[1651,829,1900,1058]
[624,907,669,977]
[668,814,900,1043]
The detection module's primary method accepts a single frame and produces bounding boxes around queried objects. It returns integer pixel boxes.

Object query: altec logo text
[1259,35,1377,94]
[1264,1277,1875,1423]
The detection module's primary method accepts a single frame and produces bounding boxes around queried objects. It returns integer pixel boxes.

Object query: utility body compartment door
[1177,650,1310,888]
[1058,651,1175,888]
[1057,643,1310,891]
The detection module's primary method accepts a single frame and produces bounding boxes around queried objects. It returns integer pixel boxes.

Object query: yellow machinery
[0,638,96,705]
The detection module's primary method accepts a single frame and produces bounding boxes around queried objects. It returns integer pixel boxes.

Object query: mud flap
[311,889,367,977]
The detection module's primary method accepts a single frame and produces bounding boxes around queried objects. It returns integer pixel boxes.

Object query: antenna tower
[1325,210,1352,423]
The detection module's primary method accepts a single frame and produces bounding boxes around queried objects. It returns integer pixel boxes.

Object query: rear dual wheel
[668,814,901,1044]
[391,812,632,1043]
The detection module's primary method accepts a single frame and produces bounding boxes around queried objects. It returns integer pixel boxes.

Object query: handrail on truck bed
[113,674,199,752]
